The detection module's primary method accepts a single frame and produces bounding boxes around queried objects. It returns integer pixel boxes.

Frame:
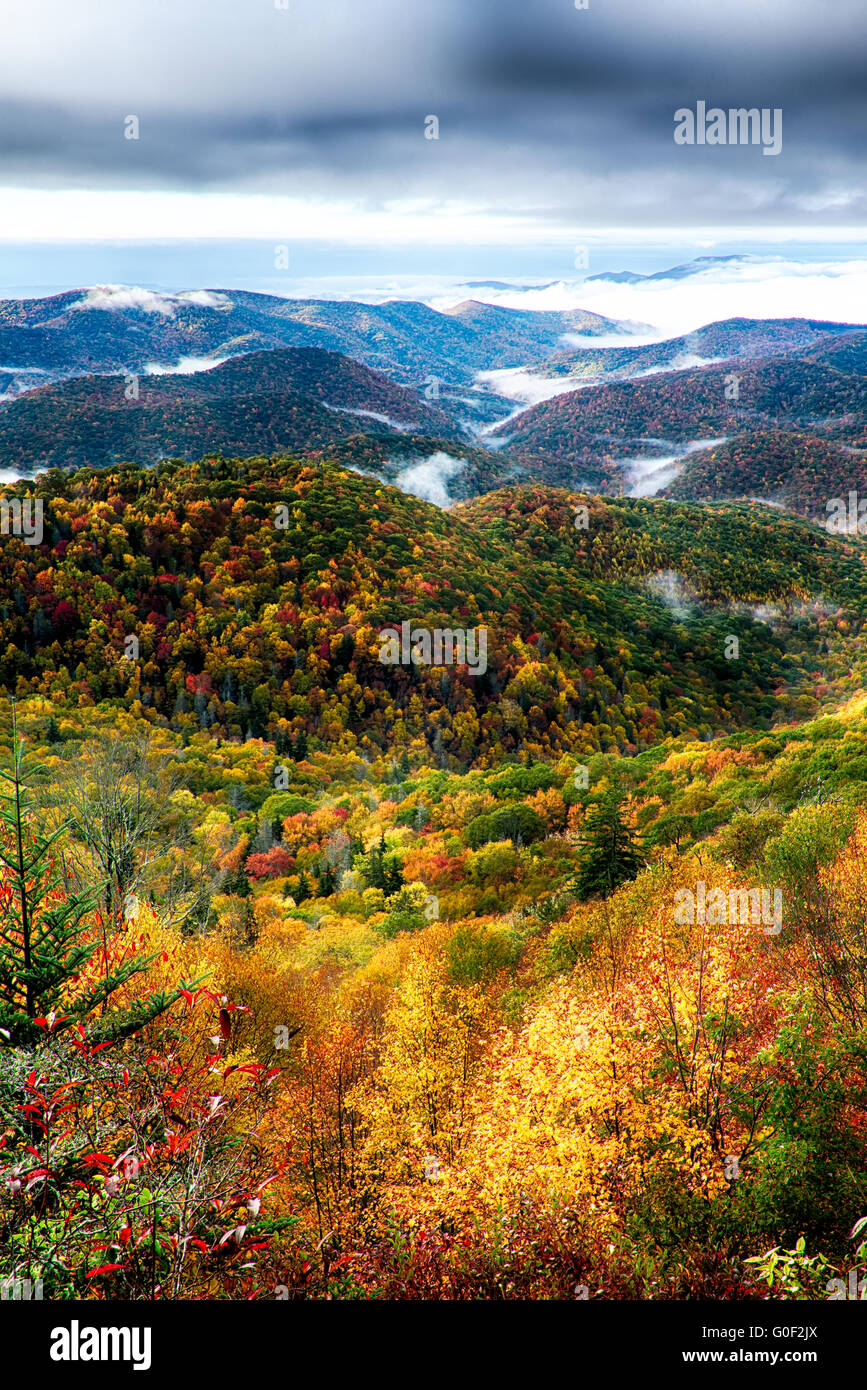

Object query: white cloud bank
[431,257,867,340]
[624,438,730,497]
[143,354,232,375]
[73,285,233,315]
[474,367,597,407]
[394,452,467,508]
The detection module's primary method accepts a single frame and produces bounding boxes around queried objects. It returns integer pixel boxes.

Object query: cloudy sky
[0,0,864,280]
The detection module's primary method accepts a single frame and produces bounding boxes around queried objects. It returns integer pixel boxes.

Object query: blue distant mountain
[586,254,761,285]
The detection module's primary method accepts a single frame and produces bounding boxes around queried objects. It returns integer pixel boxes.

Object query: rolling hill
[0,347,470,473]
[1,455,866,758]
[496,337,867,490]
[0,285,623,396]
[6,295,867,521]
[528,317,864,384]
[661,430,867,520]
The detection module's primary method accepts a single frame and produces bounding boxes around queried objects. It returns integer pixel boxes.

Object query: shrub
[466,805,546,849]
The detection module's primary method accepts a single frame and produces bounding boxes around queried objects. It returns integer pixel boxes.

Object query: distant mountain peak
[586,253,763,285]
[458,279,558,292]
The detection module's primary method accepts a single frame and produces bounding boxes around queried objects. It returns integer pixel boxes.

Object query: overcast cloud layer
[0,0,865,242]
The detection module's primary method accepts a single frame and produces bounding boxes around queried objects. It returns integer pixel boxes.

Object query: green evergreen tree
[366,834,388,890]
[384,856,405,896]
[242,897,258,947]
[317,862,336,896]
[224,864,251,898]
[573,792,642,900]
[0,710,188,1048]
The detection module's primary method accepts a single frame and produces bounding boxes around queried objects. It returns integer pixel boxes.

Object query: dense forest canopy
[2,422,867,1305]
[0,455,864,764]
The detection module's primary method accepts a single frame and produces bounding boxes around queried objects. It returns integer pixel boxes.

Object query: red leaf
[81,1152,113,1171]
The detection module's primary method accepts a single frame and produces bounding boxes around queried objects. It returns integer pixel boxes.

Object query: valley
[4,261,867,1306]
[1,274,866,520]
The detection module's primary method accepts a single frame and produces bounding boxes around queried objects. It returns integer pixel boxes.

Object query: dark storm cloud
[0,0,864,228]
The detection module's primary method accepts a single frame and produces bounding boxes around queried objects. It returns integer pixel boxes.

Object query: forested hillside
[1,457,864,759]
[0,349,464,473]
[500,347,867,470]
[3,583,867,1299]
[3,378,867,1307]
[664,430,867,517]
[4,0,865,1326]
[0,286,621,388]
[529,316,862,382]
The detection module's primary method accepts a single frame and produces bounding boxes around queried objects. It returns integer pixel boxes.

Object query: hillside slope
[0,286,623,392]
[662,430,867,519]
[529,317,863,383]
[2,457,866,762]
[497,342,867,489]
[0,347,465,472]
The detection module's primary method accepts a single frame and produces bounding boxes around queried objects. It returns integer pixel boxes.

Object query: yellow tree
[354,928,487,1194]
[440,857,792,1231]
